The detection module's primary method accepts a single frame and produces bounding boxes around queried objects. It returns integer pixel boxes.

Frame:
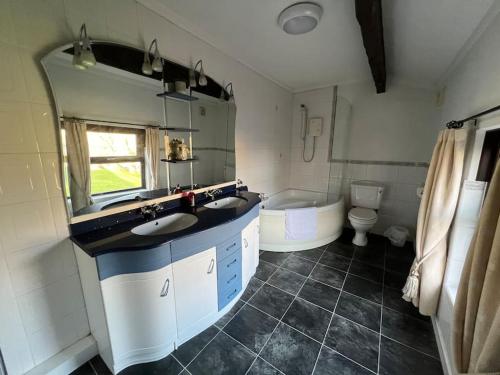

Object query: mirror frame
[41,41,236,224]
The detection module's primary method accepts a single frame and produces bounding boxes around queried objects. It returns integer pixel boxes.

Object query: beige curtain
[64,119,92,213]
[402,129,468,315]
[453,160,500,374]
[145,127,160,190]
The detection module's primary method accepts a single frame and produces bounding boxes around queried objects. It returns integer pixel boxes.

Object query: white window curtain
[145,127,160,190]
[64,119,92,212]
[403,128,469,315]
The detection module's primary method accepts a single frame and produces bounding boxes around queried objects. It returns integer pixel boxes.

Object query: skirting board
[24,336,97,375]
[432,316,454,375]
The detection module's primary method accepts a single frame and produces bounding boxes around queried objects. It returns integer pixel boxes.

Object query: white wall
[433,8,500,375]
[0,1,292,373]
[289,82,438,235]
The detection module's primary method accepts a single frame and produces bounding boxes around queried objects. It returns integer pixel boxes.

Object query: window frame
[86,123,146,196]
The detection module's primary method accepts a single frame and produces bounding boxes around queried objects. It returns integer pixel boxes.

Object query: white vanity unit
[74,205,259,374]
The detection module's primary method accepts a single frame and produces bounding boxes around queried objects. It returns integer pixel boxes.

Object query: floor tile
[324,315,379,372]
[383,287,428,321]
[313,345,372,375]
[281,255,316,277]
[384,270,407,290]
[349,260,384,283]
[241,277,264,301]
[282,298,332,342]
[249,284,294,319]
[260,251,291,266]
[267,268,306,295]
[379,336,443,375]
[353,246,385,268]
[215,300,245,328]
[255,261,278,281]
[292,246,325,262]
[247,357,283,375]
[335,293,381,331]
[385,256,413,274]
[261,322,321,375]
[385,242,414,262]
[318,251,351,271]
[223,304,279,353]
[326,241,355,258]
[174,326,219,366]
[343,274,383,303]
[187,332,255,375]
[298,278,340,311]
[120,354,183,374]
[70,363,94,375]
[89,356,111,374]
[381,308,439,358]
[310,264,346,289]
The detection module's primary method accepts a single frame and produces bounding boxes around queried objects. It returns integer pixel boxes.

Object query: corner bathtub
[260,189,345,252]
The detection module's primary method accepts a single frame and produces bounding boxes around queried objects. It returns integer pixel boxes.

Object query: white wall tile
[0,199,57,252]
[63,0,108,40]
[0,153,47,205]
[397,166,428,184]
[31,103,58,153]
[0,101,38,153]
[6,239,76,295]
[40,153,63,198]
[345,163,367,180]
[0,0,16,45]
[366,164,398,182]
[19,47,52,104]
[0,42,28,102]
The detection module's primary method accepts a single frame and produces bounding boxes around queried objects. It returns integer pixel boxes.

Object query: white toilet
[348,181,384,246]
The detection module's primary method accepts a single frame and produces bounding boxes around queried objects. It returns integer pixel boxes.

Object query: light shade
[278,2,322,35]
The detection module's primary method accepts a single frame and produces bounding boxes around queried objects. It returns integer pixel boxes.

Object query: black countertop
[71,191,261,257]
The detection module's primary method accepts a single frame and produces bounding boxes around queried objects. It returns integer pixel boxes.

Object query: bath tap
[205,189,223,200]
[139,203,162,220]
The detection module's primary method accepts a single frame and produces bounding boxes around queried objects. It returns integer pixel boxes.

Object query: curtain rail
[447,104,500,129]
[59,115,159,128]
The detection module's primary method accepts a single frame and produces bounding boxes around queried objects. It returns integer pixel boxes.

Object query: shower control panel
[308,117,323,137]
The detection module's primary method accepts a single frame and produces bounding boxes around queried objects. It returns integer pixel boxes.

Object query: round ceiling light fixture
[278,2,323,35]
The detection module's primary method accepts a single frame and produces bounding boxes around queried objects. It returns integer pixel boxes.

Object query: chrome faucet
[140,203,162,220]
[205,188,223,201]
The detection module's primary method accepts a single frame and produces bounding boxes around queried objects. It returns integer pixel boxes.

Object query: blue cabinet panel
[216,233,241,261]
[217,248,242,311]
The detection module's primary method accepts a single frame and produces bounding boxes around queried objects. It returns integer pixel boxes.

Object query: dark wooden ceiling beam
[355,0,386,93]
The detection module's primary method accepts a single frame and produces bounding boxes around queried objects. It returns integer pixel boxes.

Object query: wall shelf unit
[157,91,198,102]
[161,157,198,164]
[160,127,199,132]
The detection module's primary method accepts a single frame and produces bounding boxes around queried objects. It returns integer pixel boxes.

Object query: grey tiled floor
[72,230,443,375]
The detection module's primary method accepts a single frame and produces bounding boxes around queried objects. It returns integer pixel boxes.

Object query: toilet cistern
[348,181,384,246]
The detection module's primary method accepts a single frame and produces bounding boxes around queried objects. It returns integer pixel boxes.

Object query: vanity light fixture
[278,2,323,35]
[142,39,163,75]
[189,59,208,88]
[221,82,234,101]
[72,24,96,69]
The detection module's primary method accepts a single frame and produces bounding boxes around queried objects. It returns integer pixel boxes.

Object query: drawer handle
[227,289,238,300]
[160,278,170,297]
[243,239,248,248]
[226,242,236,251]
[227,274,237,284]
[207,258,215,274]
[226,259,237,268]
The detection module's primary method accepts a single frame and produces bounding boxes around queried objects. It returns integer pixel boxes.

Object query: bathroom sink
[131,213,198,236]
[102,197,150,210]
[204,197,247,209]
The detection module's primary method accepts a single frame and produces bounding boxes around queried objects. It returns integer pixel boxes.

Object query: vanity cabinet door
[101,265,177,363]
[172,247,218,341]
[253,217,260,271]
[241,222,255,286]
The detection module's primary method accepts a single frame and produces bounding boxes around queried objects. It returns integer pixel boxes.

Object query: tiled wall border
[331,159,429,167]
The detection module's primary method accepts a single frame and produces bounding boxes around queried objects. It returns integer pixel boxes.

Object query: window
[86,124,145,195]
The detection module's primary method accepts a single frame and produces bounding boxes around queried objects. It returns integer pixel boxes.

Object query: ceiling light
[278,2,323,35]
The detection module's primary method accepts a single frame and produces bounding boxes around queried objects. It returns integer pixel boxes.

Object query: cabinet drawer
[216,233,241,260]
[217,250,241,278]
[218,268,242,294]
[218,283,242,311]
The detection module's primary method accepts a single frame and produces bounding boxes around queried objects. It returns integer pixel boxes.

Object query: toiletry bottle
[174,184,183,194]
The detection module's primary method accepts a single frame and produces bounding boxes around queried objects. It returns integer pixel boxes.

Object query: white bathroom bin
[384,226,409,247]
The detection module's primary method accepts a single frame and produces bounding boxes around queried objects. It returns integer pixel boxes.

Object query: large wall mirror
[42,41,236,219]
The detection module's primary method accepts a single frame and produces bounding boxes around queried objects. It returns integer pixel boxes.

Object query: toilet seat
[348,207,377,222]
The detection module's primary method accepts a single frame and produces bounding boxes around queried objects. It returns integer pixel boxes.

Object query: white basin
[132,213,198,236]
[204,196,247,209]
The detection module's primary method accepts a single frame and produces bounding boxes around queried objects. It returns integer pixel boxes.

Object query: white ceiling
[149,0,494,92]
